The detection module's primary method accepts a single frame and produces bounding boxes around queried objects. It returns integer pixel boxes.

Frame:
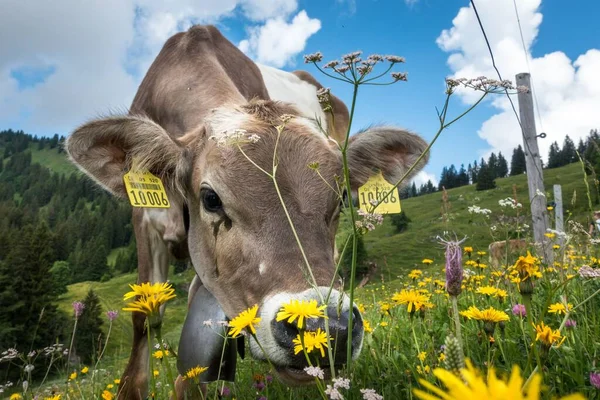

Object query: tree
[510,145,526,175]
[487,153,498,178]
[476,162,496,191]
[50,260,72,296]
[74,289,104,364]
[560,135,577,165]
[390,211,411,233]
[547,141,561,168]
[497,152,508,178]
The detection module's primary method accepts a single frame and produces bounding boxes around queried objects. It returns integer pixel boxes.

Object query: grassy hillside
[29,145,77,175]
[56,161,597,372]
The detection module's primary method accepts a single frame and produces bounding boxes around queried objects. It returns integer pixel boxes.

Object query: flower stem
[522,295,542,377]
[450,295,465,361]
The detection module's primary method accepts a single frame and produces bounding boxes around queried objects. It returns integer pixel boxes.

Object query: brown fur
[66,24,430,399]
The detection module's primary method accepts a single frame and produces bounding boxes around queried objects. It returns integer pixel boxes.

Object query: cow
[66,25,429,399]
[488,239,528,267]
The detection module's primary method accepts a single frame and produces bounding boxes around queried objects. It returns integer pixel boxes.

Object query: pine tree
[577,137,587,158]
[476,162,497,191]
[510,145,526,175]
[561,135,577,165]
[410,182,418,197]
[390,211,411,233]
[487,153,498,178]
[74,289,104,364]
[497,152,508,178]
[458,164,469,186]
[547,141,561,168]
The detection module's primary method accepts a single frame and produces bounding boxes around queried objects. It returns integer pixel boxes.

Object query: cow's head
[66,100,428,383]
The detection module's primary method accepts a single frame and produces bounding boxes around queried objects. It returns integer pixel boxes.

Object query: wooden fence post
[516,72,553,264]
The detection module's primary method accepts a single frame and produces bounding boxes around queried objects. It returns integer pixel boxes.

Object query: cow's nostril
[271,318,301,349]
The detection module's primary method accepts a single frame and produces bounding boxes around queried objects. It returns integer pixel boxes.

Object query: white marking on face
[259,262,267,275]
[257,63,327,131]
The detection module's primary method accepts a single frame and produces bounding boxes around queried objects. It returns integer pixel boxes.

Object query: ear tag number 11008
[358,172,401,214]
[123,171,170,208]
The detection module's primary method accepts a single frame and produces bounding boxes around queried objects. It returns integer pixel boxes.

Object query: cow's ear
[346,126,429,190]
[66,115,192,197]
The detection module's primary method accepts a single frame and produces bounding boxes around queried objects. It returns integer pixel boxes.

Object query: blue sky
[1,0,599,185]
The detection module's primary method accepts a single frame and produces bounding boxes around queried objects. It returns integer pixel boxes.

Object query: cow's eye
[201,188,222,212]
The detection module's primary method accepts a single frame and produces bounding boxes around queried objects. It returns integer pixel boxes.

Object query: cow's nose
[271,305,363,366]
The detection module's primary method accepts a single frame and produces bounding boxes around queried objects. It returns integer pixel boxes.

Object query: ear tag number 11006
[358,172,401,214]
[123,171,170,208]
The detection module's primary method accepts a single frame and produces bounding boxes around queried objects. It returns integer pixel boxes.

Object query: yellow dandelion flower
[276,299,327,329]
[153,369,159,377]
[392,289,431,314]
[544,232,555,238]
[413,360,584,400]
[44,396,62,400]
[547,206,554,211]
[102,390,114,400]
[122,282,176,316]
[69,371,77,381]
[438,353,446,363]
[460,306,509,323]
[10,394,23,400]
[464,246,473,253]
[548,303,573,315]
[422,258,434,265]
[408,269,424,279]
[418,351,427,362]
[416,365,431,375]
[379,302,391,315]
[228,304,261,337]
[553,244,560,250]
[184,365,209,380]
[534,322,566,347]
[495,289,508,300]
[357,303,366,313]
[114,378,121,384]
[380,321,388,327]
[513,251,539,280]
[476,286,498,296]
[81,366,89,374]
[477,251,487,256]
[106,384,114,389]
[465,260,477,266]
[153,350,170,359]
[293,328,332,357]
[363,320,373,333]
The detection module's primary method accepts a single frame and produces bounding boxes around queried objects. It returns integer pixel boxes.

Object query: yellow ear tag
[123,170,170,208]
[357,172,401,214]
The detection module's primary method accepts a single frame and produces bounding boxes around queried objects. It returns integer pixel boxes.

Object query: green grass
[107,247,127,267]
[29,145,77,176]
[362,162,597,278]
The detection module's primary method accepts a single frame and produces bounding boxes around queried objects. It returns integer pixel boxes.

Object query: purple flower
[72,301,85,319]
[253,381,265,391]
[512,304,527,317]
[565,319,577,329]
[220,386,231,397]
[590,372,600,389]
[107,310,119,321]
[257,397,267,400]
[444,240,464,296]
[265,375,272,384]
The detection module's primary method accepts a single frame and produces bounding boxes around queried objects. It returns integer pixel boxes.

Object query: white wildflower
[325,384,344,399]
[333,377,350,390]
[304,366,325,379]
[468,205,492,215]
[360,388,384,400]
[203,320,213,328]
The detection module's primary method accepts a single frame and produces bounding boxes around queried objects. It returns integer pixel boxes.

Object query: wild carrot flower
[512,304,527,317]
[304,366,325,379]
[413,360,584,400]
[72,301,85,319]
[293,328,332,357]
[392,289,432,314]
[590,372,600,389]
[184,365,208,380]
[360,388,384,400]
[276,299,327,329]
[228,305,261,337]
[534,321,566,348]
[325,385,344,400]
[548,302,573,315]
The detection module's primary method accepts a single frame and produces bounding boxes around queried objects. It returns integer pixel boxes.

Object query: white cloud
[437,0,600,162]
[238,10,321,68]
[0,0,314,135]
[412,170,438,187]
